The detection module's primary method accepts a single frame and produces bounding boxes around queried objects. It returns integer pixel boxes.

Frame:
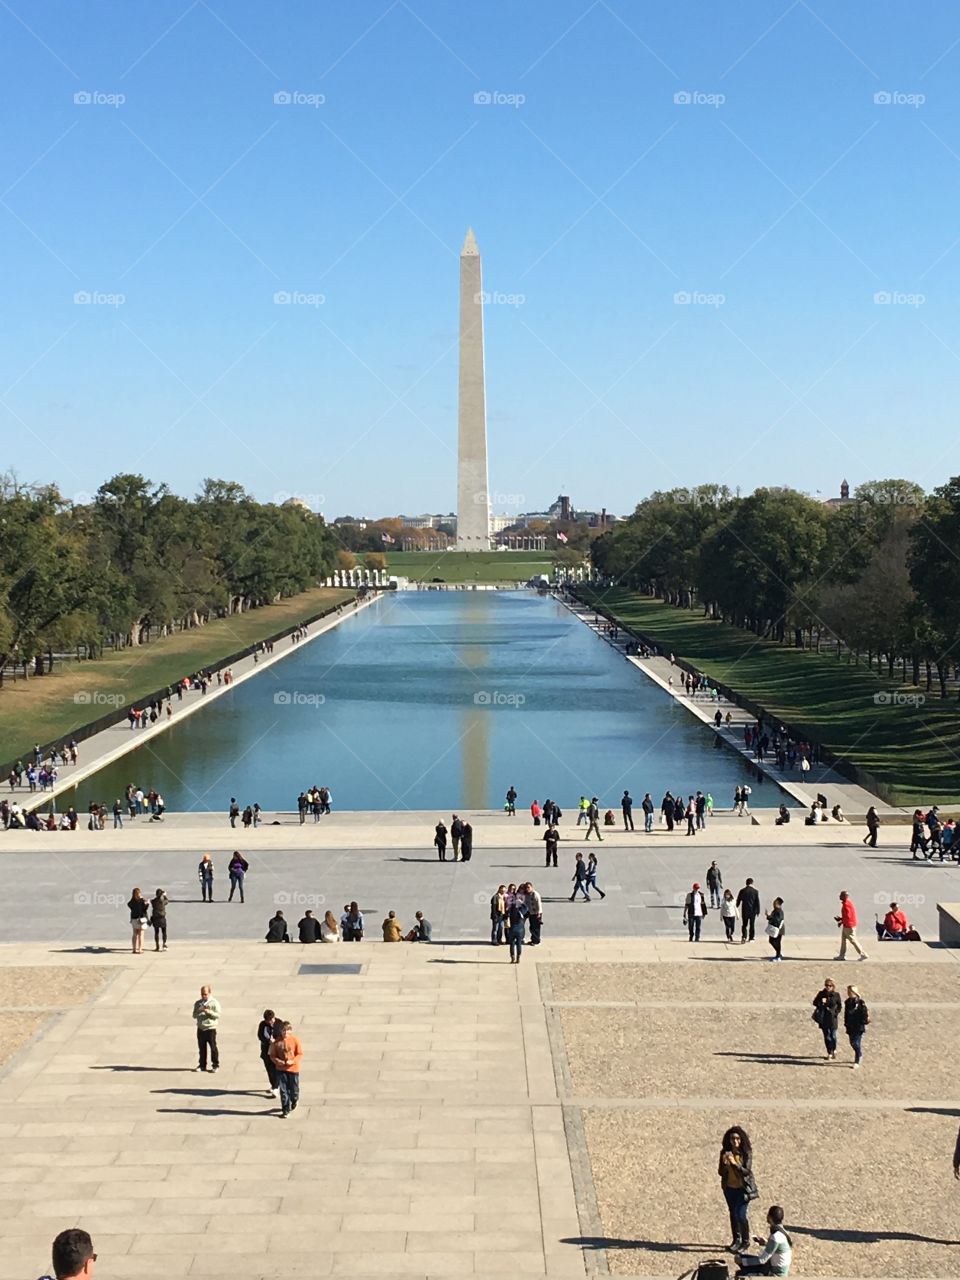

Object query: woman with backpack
[844,985,869,1069]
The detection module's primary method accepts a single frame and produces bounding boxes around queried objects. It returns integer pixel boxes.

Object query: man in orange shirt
[268,1020,304,1118]
[834,890,868,961]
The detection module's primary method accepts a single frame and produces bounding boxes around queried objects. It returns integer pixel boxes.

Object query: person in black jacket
[844,985,869,1068]
[257,1008,283,1097]
[298,910,322,943]
[434,821,447,861]
[266,911,290,943]
[812,977,842,1059]
[543,823,559,867]
[460,821,473,862]
[736,878,760,943]
[450,814,463,860]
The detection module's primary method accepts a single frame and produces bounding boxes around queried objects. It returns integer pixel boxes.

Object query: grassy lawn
[580,586,958,805]
[0,587,354,766]
[370,549,554,583]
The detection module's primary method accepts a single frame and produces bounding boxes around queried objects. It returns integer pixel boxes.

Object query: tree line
[590,478,960,697]
[0,474,338,680]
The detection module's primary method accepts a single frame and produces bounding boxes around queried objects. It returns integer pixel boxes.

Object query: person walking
[683,882,707,942]
[506,894,528,964]
[228,798,240,828]
[570,852,591,901]
[706,860,723,909]
[505,786,517,816]
[525,881,543,944]
[450,814,462,860]
[585,852,606,899]
[812,977,842,1060]
[863,806,880,848]
[543,822,559,867]
[577,795,590,826]
[844,985,869,1069]
[192,984,220,1072]
[257,1008,282,1098]
[585,797,603,841]
[736,878,761,944]
[150,888,168,951]
[642,792,654,833]
[720,888,738,941]
[718,1125,755,1253]
[128,887,149,954]
[198,854,214,903]
[834,891,868,961]
[765,897,785,961]
[490,885,506,945]
[269,1019,304,1117]
[227,851,248,903]
[434,820,448,861]
[621,790,634,831]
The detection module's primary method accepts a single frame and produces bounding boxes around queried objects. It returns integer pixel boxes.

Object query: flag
[556,531,568,544]
[381,533,395,544]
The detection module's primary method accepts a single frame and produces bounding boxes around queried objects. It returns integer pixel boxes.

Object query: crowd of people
[296,786,332,820]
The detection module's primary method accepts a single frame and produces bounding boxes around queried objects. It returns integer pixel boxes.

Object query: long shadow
[156,1106,272,1117]
[389,857,441,863]
[427,958,505,965]
[715,1051,823,1067]
[91,1065,186,1073]
[790,1225,960,1247]
[561,1236,712,1254]
[151,1087,266,1098]
[49,946,127,954]
[905,1106,960,1117]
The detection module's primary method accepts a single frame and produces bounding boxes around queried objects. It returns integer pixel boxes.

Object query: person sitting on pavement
[320,910,340,943]
[774,804,790,826]
[297,909,322,943]
[737,1204,793,1276]
[382,910,403,942]
[403,911,433,942]
[265,911,290,943]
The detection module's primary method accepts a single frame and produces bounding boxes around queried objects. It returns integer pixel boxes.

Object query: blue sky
[2,1,959,518]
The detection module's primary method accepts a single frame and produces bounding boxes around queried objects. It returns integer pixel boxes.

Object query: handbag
[742,1169,759,1201]
[764,922,781,937]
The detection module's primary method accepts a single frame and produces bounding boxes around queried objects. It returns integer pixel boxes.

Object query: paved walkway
[2,938,956,1279]
[563,600,905,815]
[15,593,377,815]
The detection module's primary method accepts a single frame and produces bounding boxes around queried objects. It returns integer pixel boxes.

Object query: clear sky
[2,1,959,519]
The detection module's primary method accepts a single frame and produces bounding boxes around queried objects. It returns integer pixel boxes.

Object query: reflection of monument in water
[456,228,492,551]
[460,592,490,809]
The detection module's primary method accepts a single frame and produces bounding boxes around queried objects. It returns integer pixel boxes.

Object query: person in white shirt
[737,1204,792,1276]
[320,910,340,943]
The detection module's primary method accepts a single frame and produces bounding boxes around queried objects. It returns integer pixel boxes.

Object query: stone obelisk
[456,227,491,549]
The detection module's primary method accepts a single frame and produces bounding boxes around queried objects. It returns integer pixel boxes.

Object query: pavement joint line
[563,1095,960,1110]
[562,1104,608,1277]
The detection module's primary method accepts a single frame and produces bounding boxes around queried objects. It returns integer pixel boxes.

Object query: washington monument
[456,227,491,549]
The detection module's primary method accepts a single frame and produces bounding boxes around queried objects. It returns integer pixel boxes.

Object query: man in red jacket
[834,890,868,960]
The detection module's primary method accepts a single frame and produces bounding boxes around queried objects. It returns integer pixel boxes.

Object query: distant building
[399,513,456,530]
[823,480,856,509]
[332,515,368,529]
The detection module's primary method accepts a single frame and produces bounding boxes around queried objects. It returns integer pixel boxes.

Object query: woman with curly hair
[718,1125,756,1253]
